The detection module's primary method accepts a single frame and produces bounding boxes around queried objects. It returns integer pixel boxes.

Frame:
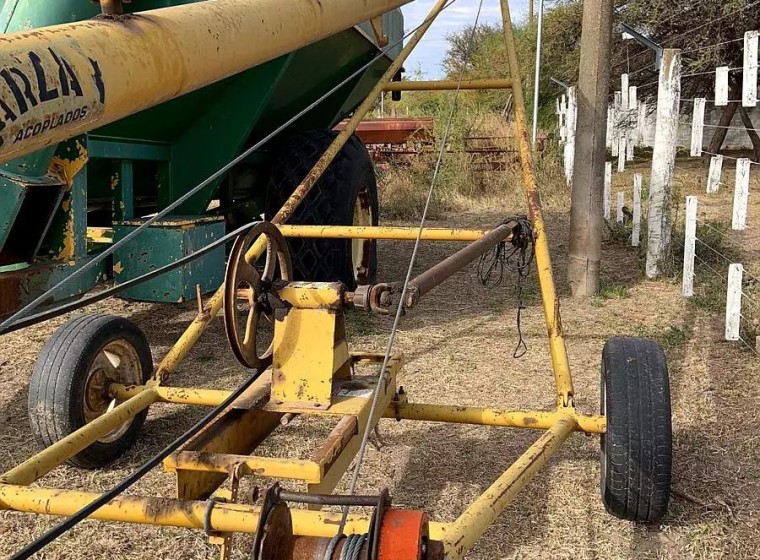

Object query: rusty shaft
[405,220,517,306]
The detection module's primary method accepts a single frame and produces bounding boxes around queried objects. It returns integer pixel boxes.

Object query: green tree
[612,0,760,159]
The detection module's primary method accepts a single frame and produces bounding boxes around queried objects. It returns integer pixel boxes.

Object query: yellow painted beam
[498,0,575,406]
[0,0,415,163]
[165,452,323,484]
[277,224,493,241]
[110,384,607,434]
[1,388,157,485]
[111,384,231,406]
[0,482,449,539]
[440,416,577,559]
[382,79,513,91]
[386,402,606,434]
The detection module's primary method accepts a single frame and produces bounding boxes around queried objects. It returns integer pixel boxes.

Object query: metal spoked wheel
[28,315,153,469]
[223,221,293,370]
[83,339,144,443]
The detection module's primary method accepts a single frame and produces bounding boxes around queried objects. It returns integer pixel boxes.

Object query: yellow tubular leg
[498,0,574,406]
[110,384,607,434]
[439,416,577,559]
[1,388,157,485]
[385,402,605,433]
[153,0,451,384]
[111,384,231,406]
[0,484,355,534]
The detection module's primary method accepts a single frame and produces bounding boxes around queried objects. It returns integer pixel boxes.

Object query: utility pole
[531,0,545,144]
[528,0,534,24]
[567,0,614,297]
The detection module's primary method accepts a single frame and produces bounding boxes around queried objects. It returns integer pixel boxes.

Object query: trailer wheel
[600,337,672,522]
[265,129,379,289]
[28,315,153,469]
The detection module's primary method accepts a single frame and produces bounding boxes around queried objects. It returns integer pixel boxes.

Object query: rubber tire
[265,129,379,290]
[28,315,153,469]
[600,337,672,522]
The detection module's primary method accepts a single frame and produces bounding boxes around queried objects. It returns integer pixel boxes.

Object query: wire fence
[558,25,760,358]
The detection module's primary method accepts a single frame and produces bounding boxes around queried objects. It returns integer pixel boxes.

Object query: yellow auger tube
[153,0,450,382]
[0,0,415,164]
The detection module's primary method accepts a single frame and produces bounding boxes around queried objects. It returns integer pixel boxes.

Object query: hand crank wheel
[223,222,292,370]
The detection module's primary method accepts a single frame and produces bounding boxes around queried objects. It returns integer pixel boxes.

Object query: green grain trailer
[0,0,403,316]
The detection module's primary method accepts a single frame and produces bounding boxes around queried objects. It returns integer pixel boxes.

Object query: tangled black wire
[477,216,536,358]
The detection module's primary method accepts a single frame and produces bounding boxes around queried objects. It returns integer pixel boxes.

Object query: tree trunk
[705,81,741,160]
[705,101,738,157]
[738,106,760,161]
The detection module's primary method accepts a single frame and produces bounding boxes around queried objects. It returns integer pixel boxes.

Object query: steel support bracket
[619,23,663,71]
[270,283,351,410]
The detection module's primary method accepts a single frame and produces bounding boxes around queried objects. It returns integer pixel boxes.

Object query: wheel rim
[84,340,143,444]
[352,185,374,284]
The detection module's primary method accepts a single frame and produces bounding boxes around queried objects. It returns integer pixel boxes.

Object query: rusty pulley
[223,222,293,370]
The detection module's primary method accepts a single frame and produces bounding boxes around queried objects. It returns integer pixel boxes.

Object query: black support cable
[0,222,258,335]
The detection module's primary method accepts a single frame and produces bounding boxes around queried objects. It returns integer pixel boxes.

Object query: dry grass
[1,157,759,559]
[378,114,567,220]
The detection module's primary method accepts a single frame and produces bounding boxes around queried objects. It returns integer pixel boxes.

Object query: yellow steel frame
[0,1,599,559]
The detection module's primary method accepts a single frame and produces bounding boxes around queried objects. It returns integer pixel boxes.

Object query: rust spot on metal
[143,496,196,521]
[309,415,357,472]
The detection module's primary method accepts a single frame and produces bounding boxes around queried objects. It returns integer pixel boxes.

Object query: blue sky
[401,0,530,78]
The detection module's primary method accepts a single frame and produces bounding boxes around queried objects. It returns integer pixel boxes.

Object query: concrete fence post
[616,192,624,224]
[632,173,642,246]
[732,158,751,231]
[563,86,577,186]
[690,98,706,157]
[715,67,729,106]
[726,263,744,340]
[604,161,612,220]
[707,155,723,193]
[743,31,758,107]
[682,196,697,297]
[646,49,681,278]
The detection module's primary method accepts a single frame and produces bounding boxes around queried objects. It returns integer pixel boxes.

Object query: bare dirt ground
[1,201,759,558]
